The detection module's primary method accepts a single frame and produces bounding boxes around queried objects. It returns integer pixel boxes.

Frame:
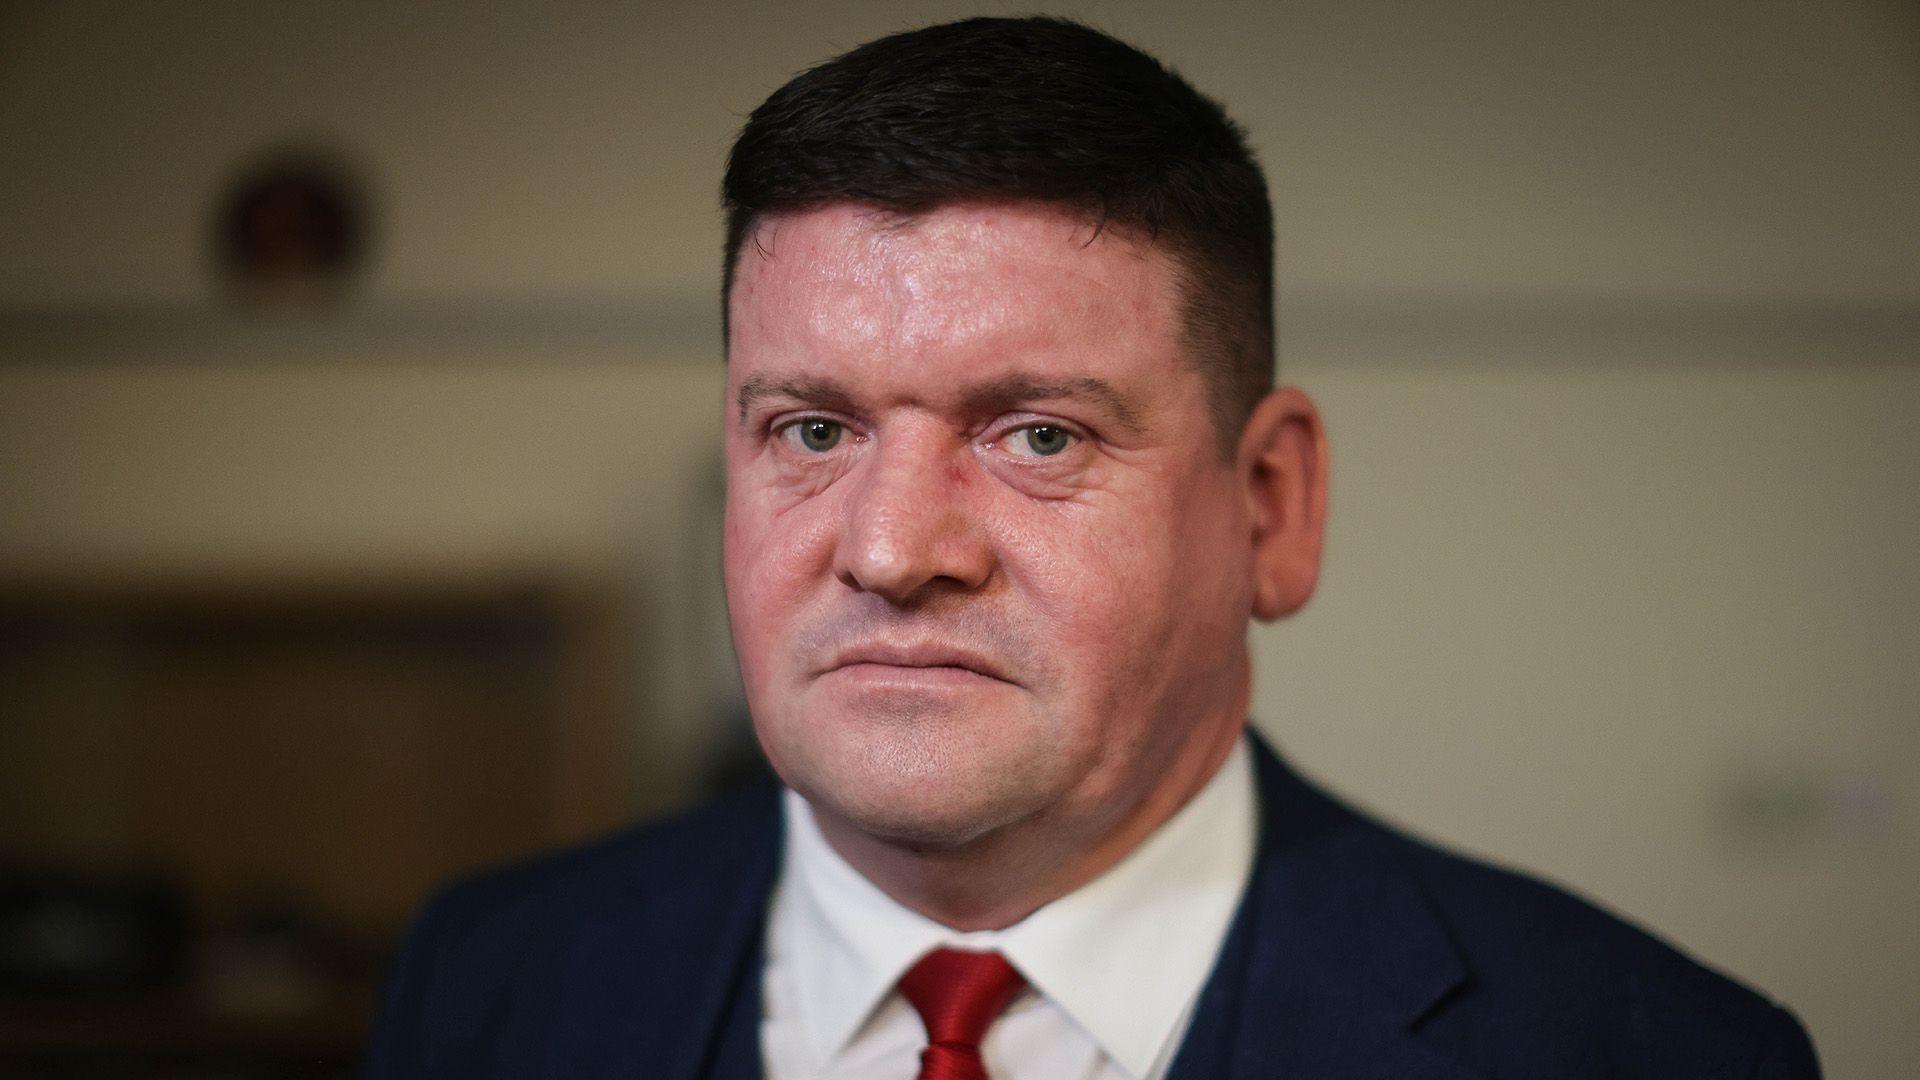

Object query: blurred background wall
[0,0,1914,1076]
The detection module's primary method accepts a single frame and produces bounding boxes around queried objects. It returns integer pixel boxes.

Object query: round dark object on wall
[213,147,373,310]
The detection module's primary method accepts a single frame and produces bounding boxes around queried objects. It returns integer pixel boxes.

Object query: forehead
[726,202,1184,386]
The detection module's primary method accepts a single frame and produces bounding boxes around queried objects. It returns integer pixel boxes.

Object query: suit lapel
[1169,737,1487,1080]
[549,784,782,1080]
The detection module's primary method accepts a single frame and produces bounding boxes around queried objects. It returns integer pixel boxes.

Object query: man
[365,17,1818,1079]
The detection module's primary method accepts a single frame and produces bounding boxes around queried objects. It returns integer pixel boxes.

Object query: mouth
[819,644,1016,686]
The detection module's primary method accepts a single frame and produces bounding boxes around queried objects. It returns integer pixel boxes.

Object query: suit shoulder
[362,783,781,1077]
[421,779,781,931]
[1382,825,1755,1000]
[1364,815,1818,1074]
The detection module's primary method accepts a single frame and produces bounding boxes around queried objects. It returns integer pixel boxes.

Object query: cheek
[723,486,842,674]
[990,471,1247,693]
[991,494,1183,668]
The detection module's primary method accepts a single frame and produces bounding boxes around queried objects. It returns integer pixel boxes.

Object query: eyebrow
[736,374,860,425]
[735,372,1145,434]
[960,374,1144,434]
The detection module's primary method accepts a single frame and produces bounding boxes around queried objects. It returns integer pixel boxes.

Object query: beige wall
[3,2,1916,1075]
[1265,318,1920,1079]
[4,0,1915,304]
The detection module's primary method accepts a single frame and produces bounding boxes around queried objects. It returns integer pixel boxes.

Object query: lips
[820,643,1014,684]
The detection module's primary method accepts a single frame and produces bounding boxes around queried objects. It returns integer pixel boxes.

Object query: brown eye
[783,419,843,452]
[1009,425,1073,457]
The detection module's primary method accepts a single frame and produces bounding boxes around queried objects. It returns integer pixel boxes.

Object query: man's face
[723,201,1261,849]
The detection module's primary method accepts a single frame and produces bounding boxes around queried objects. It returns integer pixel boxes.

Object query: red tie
[897,947,1027,1080]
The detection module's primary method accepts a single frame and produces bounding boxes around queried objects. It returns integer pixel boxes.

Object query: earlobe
[1239,387,1328,621]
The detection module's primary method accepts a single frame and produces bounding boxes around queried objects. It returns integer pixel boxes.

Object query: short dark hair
[722,16,1275,452]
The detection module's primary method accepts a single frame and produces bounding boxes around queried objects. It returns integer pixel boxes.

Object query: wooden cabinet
[0,574,634,1073]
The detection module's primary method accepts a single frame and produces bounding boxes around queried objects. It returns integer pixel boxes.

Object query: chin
[830,778,1036,850]
[763,705,1061,850]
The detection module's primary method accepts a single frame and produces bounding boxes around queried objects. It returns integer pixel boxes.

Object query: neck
[812,716,1246,931]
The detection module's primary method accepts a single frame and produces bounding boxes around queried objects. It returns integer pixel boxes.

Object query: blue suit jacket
[364,737,1819,1078]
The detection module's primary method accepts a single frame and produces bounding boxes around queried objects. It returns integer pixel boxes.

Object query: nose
[833,436,995,605]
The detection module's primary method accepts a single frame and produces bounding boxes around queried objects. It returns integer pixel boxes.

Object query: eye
[1004,424,1075,458]
[780,418,844,453]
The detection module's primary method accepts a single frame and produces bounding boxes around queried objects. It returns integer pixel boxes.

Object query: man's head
[719,18,1325,888]
[723,16,1274,452]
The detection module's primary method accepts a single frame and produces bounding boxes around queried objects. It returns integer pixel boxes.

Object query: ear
[1237,387,1329,621]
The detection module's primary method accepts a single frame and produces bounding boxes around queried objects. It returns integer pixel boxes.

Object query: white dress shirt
[761,736,1257,1080]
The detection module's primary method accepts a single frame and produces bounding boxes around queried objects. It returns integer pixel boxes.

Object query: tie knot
[898,947,1026,1049]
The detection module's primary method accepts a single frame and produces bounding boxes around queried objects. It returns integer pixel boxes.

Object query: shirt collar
[771,734,1258,1079]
